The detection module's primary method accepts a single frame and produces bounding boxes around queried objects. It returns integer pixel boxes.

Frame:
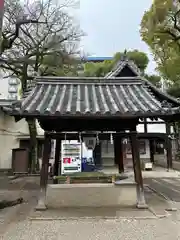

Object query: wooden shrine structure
[6,57,180,210]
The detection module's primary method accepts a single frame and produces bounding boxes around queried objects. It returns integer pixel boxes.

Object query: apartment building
[0,71,20,100]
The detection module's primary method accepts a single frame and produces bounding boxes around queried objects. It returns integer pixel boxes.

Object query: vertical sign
[0,0,4,54]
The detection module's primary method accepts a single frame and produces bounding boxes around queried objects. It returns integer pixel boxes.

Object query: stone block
[46,181,137,208]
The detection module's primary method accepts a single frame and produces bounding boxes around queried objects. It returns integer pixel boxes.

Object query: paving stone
[2,217,180,240]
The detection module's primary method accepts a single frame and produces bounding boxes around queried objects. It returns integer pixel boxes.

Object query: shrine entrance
[7,58,180,210]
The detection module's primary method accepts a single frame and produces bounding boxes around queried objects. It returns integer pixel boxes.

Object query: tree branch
[1,19,46,54]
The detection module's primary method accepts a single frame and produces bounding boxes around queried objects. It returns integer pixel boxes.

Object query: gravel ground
[1,217,180,240]
[1,175,180,239]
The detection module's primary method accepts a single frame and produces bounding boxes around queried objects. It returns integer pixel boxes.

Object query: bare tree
[1,0,82,173]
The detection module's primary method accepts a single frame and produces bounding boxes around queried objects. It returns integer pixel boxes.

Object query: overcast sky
[78,0,155,73]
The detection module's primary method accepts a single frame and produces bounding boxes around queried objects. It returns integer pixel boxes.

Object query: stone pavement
[2,216,180,240]
[0,185,173,239]
[1,180,179,240]
[29,185,170,220]
[142,167,180,179]
[103,166,180,178]
[0,190,39,236]
[0,172,179,239]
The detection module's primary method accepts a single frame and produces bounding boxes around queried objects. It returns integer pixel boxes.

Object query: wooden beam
[39,118,139,132]
[45,132,167,140]
[149,140,155,163]
[93,143,102,169]
[139,121,165,125]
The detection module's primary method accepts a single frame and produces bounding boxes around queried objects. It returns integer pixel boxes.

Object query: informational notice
[61,141,82,175]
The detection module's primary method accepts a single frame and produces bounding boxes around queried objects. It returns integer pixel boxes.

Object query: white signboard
[61,141,82,175]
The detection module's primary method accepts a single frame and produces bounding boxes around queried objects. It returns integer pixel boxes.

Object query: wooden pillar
[144,118,148,133]
[122,139,127,168]
[114,136,124,173]
[36,133,51,210]
[130,131,147,209]
[93,143,102,169]
[166,123,173,170]
[53,139,61,184]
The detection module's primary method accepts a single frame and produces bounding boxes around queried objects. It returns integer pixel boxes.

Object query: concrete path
[144,178,180,202]
[142,167,180,179]
[103,166,180,178]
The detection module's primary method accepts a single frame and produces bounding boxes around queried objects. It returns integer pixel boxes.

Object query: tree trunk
[173,122,180,159]
[177,123,180,150]
[27,118,38,173]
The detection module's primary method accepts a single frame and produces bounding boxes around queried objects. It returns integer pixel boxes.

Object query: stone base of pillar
[136,185,148,209]
[35,188,47,211]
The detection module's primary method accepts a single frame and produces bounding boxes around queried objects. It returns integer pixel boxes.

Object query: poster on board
[61,141,82,175]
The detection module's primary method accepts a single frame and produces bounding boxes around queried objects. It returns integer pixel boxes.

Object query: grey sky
[79,0,155,73]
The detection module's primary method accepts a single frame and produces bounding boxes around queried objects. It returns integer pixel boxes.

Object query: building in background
[0,71,21,100]
[78,56,113,75]
[82,56,113,63]
[8,77,21,100]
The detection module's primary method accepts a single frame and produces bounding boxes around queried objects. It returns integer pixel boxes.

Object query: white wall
[0,109,20,169]
[0,110,44,169]
[101,140,114,158]
[101,139,150,162]
[137,119,166,133]
[0,77,9,99]
[126,139,150,160]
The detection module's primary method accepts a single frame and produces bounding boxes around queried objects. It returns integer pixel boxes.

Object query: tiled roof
[8,77,180,118]
[0,99,15,107]
[105,59,141,78]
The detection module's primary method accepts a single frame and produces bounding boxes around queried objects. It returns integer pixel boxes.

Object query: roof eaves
[8,106,180,119]
[0,99,16,107]
[142,77,180,106]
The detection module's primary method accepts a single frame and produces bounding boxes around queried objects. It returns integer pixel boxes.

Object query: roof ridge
[35,76,141,80]
[105,58,141,78]
[35,77,143,85]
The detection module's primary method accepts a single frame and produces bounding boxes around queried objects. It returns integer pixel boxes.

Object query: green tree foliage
[140,0,180,83]
[140,0,180,154]
[40,53,81,77]
[84,60,113,77]
[144,74,161,87]
[167,81,180,98]
[119,50,149,73]
[83,50,161,87]
[84,50,149,77]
